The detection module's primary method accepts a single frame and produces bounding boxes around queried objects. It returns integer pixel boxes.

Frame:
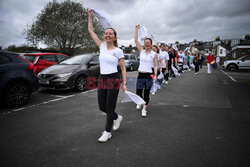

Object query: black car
[0,51,40,107]
[37,53,100,91]
[124,54,139,71]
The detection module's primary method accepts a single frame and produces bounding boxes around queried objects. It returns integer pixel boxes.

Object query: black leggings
[194,62,200,73]
[162,68,169,80]
[136,72,153,105]
[98,72,121,132]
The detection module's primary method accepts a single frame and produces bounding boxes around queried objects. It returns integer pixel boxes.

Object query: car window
[124,55,129,60]
[90,56,99,63]
[244,56,250,60]
[56,55,68,62]
[60,54,92,65]
[40,55,57,62]
[23,55,35,63]
[131,55,136,60]
[0,54,11,64]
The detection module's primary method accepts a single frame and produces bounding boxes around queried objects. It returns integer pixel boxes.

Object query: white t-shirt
[159,51,169,68]
[178,53,184,63]
[99,43,124,74]
[138,50,156,73]
[157,53,162,69]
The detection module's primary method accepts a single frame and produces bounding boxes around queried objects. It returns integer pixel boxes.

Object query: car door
[0,54,11,88]
[242,56,250,69]
[88,55,100,76]
[88,55,100,78]
[238,56,250,69]
[131,55,139,69]
[35,55,57,74]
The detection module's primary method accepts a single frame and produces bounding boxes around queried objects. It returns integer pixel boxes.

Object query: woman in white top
[134,25,158,117]
[88,9,127,142]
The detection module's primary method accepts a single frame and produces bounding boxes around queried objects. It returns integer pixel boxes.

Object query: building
[231,40,250,59]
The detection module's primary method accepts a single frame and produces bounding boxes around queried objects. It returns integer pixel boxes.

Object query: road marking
[3,95,75,115]
[220,70,237,82]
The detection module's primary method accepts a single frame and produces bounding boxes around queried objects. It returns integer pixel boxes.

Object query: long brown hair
[106,28,118,47]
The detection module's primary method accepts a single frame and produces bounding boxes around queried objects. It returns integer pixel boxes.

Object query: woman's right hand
[88,9,93,16]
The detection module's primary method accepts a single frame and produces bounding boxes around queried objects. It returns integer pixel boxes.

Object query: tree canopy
[24,0,104,56]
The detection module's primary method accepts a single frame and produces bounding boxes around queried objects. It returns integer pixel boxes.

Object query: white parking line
[220,70,237,82]
[3,95,75,115]
[2,89,97,115]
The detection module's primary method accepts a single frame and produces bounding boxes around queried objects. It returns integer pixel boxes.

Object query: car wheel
[4,81,31,107]
[228,64,237,71]
[74,75,87,92]
[129,65,134,71]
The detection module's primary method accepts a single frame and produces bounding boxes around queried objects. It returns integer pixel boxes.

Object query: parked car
[37,53,100,91]
[223,55,250,71]
[21,53,69,75]
[0,51,40,107]
[124,54,139,71]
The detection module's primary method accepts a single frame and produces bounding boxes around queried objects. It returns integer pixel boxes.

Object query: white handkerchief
[138,25,148,41]
[121,91,146,105]
[93,9,112,29]
[138,25,156,42]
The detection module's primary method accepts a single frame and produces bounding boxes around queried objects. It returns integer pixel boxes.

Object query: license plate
[39,79,49,84]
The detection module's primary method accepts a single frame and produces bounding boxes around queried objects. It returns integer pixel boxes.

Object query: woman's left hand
[122,84,127,93]
[153,75,157,81]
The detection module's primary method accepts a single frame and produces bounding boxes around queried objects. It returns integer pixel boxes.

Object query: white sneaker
[98,131,112,142]
[141,109,147,117]
[195,72,198,75]
[169,77,172,80]
[151,92,155,95]
[164,81,168,84]
[113,115,123,131]
[163,80,166,83]
[136,104,141,109]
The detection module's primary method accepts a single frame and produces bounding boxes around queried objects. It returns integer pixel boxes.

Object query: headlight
[56,72,72,78]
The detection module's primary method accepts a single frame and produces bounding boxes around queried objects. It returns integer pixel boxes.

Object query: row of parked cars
[0,51,139,107]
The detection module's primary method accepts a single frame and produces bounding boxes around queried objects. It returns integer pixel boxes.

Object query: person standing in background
[135,25,158,117]
[193,50,201,74]
[216,56,220,68]
[206,51,215,74]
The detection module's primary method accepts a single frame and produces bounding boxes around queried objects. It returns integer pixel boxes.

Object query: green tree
[24,0,104,56]
[175,41,179,45]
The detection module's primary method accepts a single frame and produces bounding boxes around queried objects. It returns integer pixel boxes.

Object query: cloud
[0,0,250,48]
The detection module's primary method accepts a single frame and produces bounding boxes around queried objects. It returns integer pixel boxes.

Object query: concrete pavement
[1,67,250,167]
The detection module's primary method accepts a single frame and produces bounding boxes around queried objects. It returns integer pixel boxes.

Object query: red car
[22,53,69,75]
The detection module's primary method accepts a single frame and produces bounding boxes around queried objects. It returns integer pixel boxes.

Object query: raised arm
[134,25,143,54]
[88,9,102,48]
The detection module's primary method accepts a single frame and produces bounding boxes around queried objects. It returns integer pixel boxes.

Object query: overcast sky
[0,0,250,48]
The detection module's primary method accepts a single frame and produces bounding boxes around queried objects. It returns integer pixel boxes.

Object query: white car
[223,55,250,71]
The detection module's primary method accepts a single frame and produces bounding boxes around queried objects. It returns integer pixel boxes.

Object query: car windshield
[23,55,35,63]
[59,54,92,65]
[124,55,129,60]
[238,56,246,60]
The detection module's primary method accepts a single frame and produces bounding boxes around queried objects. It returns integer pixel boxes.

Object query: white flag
[93,9,112,29]
[138,25,155,42]
[121,91,146,105]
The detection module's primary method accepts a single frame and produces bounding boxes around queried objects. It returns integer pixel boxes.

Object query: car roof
[24,53,68,56]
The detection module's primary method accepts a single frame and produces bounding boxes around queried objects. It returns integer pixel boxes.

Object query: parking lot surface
[1,67,250,167]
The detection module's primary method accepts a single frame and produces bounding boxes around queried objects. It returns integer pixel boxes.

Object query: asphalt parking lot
[1,67,250,167]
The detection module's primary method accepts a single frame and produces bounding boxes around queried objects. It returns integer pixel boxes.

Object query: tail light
[18,56,34,70]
